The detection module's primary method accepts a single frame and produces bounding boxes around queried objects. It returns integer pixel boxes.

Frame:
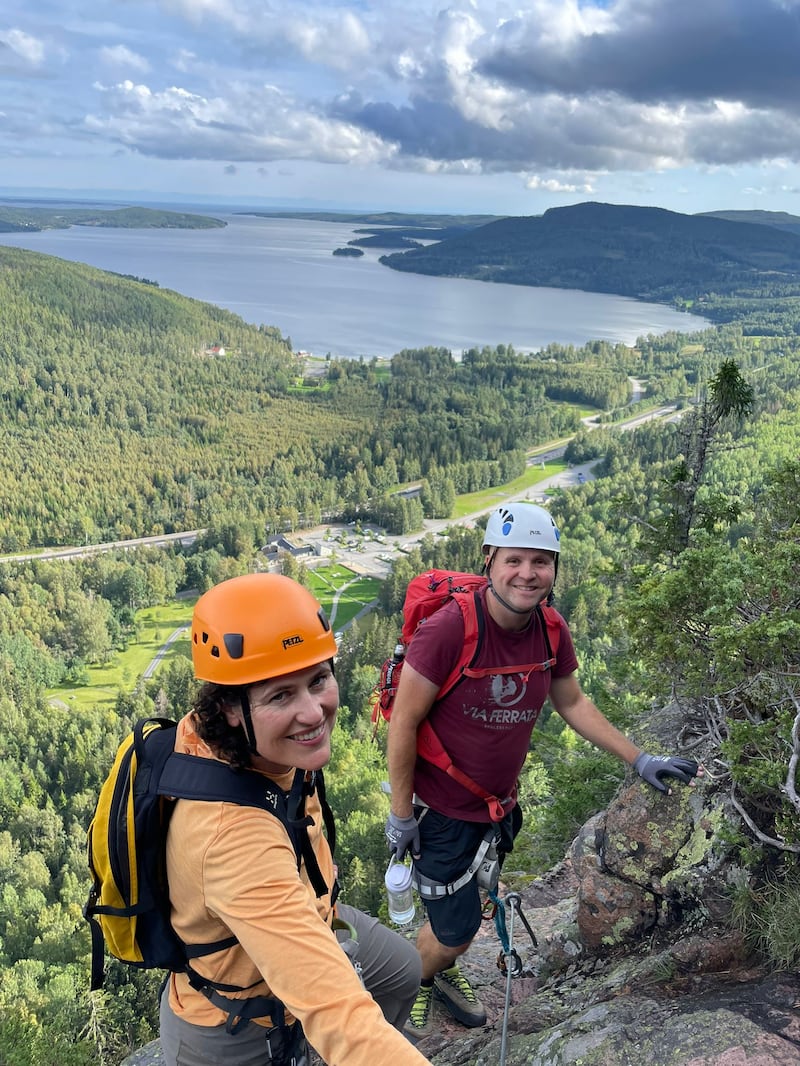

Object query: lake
[0,212,709,358]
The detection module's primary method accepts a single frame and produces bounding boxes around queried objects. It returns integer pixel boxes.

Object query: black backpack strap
[314,769,336,857]
[184,964,288,1036]
[286,769,331,900]
[158,750,335,1029]
[159,753,334,899]
[84,892,107,992]
[157,753,291,820]
[159,755,333,899]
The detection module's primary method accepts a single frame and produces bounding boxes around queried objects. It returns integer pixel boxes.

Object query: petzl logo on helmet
[498,507,514,536]
[282,635,304,649]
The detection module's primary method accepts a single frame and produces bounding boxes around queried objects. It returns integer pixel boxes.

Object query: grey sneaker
[404,982,435,1040]
[433,965,487,1027]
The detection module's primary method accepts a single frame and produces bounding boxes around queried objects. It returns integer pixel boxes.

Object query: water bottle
[384,857,415,926]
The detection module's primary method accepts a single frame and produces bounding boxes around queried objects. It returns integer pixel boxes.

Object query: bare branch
[780,705,800,815]
[730,788,800,854]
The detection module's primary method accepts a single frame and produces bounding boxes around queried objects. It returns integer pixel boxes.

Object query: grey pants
[159,904,421,1066]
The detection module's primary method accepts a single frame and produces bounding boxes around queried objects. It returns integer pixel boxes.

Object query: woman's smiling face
[225,661,339,775]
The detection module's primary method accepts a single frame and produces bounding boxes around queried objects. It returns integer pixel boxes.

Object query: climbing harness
[413,825,499,900]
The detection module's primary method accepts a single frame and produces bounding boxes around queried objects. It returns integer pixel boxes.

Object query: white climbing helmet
[483,503,561,554]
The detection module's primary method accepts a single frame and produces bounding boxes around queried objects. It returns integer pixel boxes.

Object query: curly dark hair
[191,682,253,770]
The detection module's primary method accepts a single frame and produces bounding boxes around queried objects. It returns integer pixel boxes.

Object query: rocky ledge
[123,770,800,1065]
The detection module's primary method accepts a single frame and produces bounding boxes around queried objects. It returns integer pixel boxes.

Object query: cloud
[158,0,242,25]
[86,79,393,165]
[0,27,45,67]
[11,0,800,200]
[99,44,150,73]
[155,0,372,71]
[171,49,198,73]
[283,9,370,70]
[526,175,596,194]
[323,0,800,176]
[479,0,800,110]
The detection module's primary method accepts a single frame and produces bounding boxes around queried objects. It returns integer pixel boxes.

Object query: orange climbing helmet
[191,573,337,686]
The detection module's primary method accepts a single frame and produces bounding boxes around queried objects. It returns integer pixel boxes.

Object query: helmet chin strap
[484,548,555,615]
[487,580,538,616]
[239,689,260,756]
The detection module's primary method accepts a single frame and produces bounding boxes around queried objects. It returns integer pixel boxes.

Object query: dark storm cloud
[479,0,800,110]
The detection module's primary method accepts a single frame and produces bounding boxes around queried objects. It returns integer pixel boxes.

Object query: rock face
[429,970,800,1066]
[122,775,800,1066]
[411,773,800,1066]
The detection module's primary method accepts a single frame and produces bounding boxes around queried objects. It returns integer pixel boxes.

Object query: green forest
[0,206,225,234]
[1,242,799,1065]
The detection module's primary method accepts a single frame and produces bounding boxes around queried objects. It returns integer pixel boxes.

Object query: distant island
[0,205,225,233]
[243,209,502,229]
[245,209,499,251]
[332,246,364,257]
[348,232,423,250]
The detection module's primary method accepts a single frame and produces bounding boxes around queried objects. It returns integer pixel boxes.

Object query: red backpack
[371,569,562,820]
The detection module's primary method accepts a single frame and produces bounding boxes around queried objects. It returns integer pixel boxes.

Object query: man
[385,502,701,1039]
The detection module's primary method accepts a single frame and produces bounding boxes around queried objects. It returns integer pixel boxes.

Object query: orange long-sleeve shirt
[166,715,427,1065]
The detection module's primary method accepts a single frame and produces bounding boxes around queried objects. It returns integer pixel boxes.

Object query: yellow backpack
[84,716,334,1033]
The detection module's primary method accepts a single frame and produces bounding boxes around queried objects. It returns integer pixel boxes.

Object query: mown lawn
[307,567,382,631]
[451,459,567,517]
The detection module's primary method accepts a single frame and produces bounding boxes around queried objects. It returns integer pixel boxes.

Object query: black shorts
[413,805,521,948]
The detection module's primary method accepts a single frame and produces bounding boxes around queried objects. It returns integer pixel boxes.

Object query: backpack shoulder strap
[436,588,485,702]
[158,756,332,900]
[436,595,561,699]
[540,603,562,659]
[157,752,289,814]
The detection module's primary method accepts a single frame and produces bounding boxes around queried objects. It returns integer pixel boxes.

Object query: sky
[3,0,800,217]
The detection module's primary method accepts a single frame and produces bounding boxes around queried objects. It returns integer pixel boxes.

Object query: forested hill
[701,208,800,238]
[0,246,315,548]
[380,201,800,312]
[0,205,225,232]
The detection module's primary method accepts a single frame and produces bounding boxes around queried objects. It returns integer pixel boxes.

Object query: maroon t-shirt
[405,587,579,821]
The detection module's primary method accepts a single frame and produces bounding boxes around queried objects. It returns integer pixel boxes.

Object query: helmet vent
[223,633,245,660]
[317,608,331,632]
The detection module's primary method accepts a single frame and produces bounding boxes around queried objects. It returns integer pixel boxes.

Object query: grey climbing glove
[385,812,421,860]
[633,753,699,794]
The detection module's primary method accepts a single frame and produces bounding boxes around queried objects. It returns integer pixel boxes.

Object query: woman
[160,572,428,1066]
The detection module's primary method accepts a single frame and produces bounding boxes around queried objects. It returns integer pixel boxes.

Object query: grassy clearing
[451,460,567,518]
[49,599,198,711]
[307,567,382,630]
